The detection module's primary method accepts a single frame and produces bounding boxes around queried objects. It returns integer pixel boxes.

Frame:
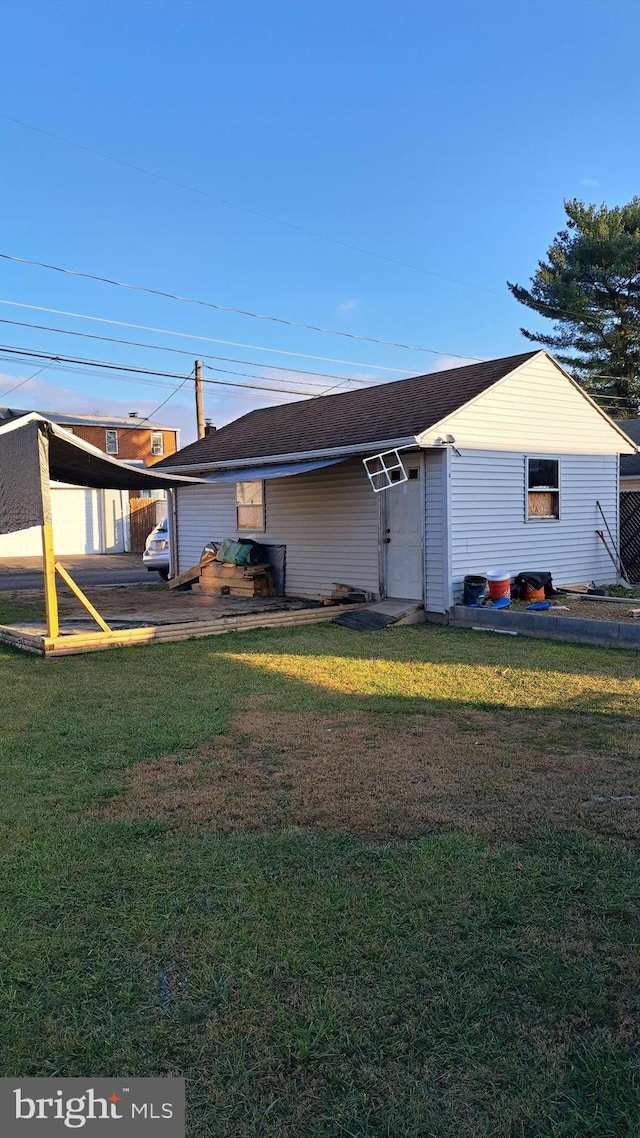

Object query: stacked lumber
[168,552,275,598]
[192,560,275,598]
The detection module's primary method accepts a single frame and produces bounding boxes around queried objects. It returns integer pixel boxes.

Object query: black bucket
[463,575,487,606]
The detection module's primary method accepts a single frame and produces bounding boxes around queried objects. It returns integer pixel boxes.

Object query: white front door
[384,460,423,600]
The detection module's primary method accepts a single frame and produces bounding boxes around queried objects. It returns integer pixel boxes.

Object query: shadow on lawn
[2,620,638,846]
[92,635,640,846]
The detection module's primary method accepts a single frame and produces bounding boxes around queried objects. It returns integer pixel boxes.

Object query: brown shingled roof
[157,351,540,469]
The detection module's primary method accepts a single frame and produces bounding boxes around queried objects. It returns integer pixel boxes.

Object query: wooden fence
[129,499,160,553]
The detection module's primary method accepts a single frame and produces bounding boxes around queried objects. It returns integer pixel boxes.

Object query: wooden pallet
[172,555,275,597]
[199,561,274,597]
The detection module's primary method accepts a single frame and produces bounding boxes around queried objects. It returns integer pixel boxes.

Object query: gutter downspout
[168,489,178,578]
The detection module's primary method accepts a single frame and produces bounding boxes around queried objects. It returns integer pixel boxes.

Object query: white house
[156,351,637,614]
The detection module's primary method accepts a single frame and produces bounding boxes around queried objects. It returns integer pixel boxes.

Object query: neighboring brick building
[40,410,179,465]
[0,407,179,464]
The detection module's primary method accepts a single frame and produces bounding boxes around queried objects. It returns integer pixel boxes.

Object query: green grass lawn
[1,617,639,1137]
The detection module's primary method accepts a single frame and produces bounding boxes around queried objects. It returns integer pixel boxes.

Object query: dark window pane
[528,459,558,489]
[408,468,419,480]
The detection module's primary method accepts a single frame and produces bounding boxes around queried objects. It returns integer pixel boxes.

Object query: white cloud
[581,177,600,187]
[0,373,200,446]
[428,354,482,373]
[338,298,359,314]
[0,372,322,447]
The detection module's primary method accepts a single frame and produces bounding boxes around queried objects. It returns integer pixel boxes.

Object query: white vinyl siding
[448,450,618,600]
[424,449,449,613]
[417,353,635,456]
[175,459,380,599]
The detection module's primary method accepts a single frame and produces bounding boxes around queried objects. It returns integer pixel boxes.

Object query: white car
[142,518,170,579]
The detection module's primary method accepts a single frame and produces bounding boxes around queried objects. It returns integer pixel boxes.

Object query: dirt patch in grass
[510,594,640,623]
[98,707,640,843]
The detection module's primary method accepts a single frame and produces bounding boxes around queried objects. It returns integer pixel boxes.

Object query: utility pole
[194,359,205,439]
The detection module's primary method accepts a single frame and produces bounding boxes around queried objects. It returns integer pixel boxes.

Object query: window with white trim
[526,457,560,520]
[151,432,164,456]
[105,430,118,454]
[236,481,265,530]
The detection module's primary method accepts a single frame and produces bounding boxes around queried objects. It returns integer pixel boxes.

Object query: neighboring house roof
[156,351,540,470]
[0,407,176,431]
[0,413,203,496]
[616,419,640,477]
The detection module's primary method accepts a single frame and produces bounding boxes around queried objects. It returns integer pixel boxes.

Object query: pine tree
[508,198,640,416]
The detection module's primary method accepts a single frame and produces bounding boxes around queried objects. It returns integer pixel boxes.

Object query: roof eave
[158,435,423,474]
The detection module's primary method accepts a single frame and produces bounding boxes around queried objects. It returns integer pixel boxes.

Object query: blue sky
[0,0,637,444]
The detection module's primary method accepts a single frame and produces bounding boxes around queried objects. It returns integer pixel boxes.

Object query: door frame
[378,450,425,601]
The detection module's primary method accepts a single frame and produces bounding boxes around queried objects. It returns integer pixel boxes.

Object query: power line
[0,355,291,407]
[138,367,194,427]
[0,299,410,374]
[0,314,383,387]
[1,120,634,357]
[0,343,331,397]
[0,110,503,298]
[10,294,631,394]
[0,355,175,392]
[0,251,483,360]
[0,355,60,399]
